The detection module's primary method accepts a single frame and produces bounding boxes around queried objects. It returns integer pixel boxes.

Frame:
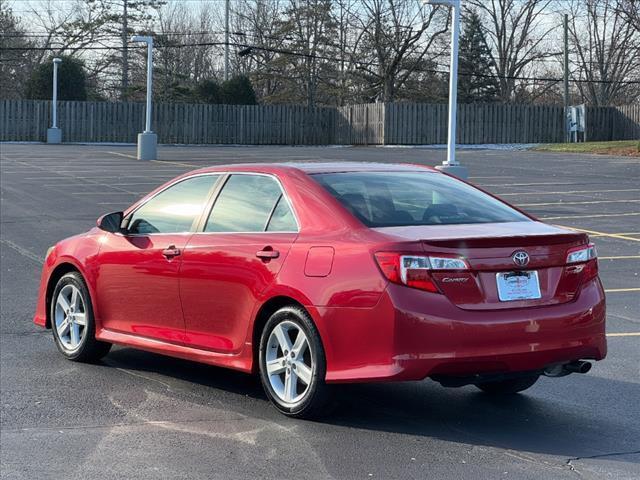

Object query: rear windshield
[313,171,529,227]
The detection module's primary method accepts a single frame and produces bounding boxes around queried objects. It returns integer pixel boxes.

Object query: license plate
[496,271,541,301]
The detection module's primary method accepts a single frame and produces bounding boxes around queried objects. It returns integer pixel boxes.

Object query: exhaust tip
[565,360,592,374]
[544,361,593,377]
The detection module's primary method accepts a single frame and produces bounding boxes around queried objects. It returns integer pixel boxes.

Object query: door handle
[256,248,280,260]
[162,245,181,259]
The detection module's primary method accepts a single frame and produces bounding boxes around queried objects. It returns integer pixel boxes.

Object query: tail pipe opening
[544,360,592,377]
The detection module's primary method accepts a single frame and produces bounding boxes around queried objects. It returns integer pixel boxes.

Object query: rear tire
[50,272,111,362]
[475,375,539,395]
[258,306,331,418]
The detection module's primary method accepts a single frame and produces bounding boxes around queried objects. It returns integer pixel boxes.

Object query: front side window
[205,174,297,233]
[127,175,219,234]
[313,171,529,227]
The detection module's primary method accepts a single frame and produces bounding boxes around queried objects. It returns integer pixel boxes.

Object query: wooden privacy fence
[0,100,337,144]
[384,103,568,144]
[585,105,640,142]
[1,99,638,145]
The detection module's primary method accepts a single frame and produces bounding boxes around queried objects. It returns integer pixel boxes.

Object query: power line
[3,40,639,85]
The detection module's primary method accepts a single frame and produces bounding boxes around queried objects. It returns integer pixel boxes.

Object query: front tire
[258,306,331,418]
[475,375,539,395]
[50,272,111,362]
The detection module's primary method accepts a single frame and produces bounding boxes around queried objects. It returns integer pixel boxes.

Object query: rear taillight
[374,253,469,293]
[565,243,598,283]
[566,243,597,264]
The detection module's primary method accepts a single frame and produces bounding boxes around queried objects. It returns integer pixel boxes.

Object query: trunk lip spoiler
[420,233,588,249]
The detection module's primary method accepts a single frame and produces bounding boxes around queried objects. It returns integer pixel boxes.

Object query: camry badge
[512,251,530,267]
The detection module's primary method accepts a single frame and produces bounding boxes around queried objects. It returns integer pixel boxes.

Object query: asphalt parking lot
[1,143,638,480]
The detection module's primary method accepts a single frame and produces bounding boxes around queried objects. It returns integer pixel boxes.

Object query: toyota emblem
[512,251,530,267]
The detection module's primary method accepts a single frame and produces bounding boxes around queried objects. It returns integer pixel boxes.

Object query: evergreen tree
[458,10,499,103]
[25,56,88,101]
[196,80,223,104]
[222,76,258,105]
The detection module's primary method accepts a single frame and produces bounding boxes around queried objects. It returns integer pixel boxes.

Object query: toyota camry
[34,162,606,418]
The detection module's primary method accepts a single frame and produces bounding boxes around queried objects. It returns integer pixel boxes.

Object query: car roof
[188,161,438,176]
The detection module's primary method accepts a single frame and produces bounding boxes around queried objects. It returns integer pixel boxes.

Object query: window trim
[195,172,300,235]
[121,173,224,236]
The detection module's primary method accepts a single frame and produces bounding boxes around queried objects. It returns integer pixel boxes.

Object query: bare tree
[17,0,125,99]
[350,0,449,102]
[274,0,337,107]
[1,4,39,98]
[616,0,640,32]
[152,1,221,101]
[468,0,557,102]
[567,0,640,105]
[233,0,291,102]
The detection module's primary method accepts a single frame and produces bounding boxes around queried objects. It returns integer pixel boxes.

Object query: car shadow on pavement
[102,346,640,464]
[325,378,640,464]
[103,346,266,399]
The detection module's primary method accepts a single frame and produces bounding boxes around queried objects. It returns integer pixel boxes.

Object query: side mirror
[97,211,124,233]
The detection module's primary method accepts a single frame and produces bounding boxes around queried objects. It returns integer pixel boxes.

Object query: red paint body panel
[34,162,607,384]
[304,247,335,277]
[94,233,191,343]
[179,232,296,353]
[322,279,606,382]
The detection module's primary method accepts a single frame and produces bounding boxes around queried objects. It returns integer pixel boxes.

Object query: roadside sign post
[47,58,63,144]
[131,35,157,160]
[424,0,468,179]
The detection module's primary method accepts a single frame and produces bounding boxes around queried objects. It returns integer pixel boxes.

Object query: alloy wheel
[265,320,314,405]
[54,284,87,352]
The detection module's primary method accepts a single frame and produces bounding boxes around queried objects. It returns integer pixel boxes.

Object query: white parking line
[72,192,137,195]
[481,182,579,187]
[0,238,44,264]
[518,199,640,207]
[43,183,160,187]
[107,151,137,159]
[542,212,640,221]
[498,188,640,196]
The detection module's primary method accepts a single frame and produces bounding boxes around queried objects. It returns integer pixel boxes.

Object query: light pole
[47,57,62,144]
[131,35,157,160]
[424,0,468,179]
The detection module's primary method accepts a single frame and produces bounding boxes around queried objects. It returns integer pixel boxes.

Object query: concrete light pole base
[46,128,62,144]
[436,164,468,180]
[137,132,158,160]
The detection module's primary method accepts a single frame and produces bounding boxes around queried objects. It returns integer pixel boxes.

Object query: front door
[94,174,221,344]
[180,174,299,353]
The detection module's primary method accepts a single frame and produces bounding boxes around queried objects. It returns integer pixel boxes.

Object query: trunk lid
[375,222,590,310]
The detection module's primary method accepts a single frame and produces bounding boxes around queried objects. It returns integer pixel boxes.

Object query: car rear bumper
[320,278,606,383]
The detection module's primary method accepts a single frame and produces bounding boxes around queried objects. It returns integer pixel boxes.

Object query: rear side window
[127,175,219,234]
[267,196,297,231]
[205,174,297,232]
[313,171,528,227]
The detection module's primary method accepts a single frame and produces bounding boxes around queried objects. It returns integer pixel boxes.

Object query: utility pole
[563,13,569,142]
[224,0,230,81]
[122,0,129,99]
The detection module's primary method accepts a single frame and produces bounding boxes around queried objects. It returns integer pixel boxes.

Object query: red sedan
[34,162,606,417]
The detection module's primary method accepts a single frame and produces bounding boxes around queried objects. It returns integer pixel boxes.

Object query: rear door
[95,174,220,343]
[180,174,298,353]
